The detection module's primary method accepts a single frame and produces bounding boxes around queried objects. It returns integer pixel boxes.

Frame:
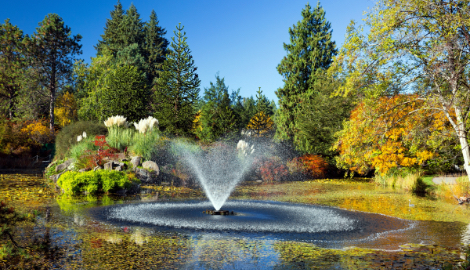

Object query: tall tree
[0,19,27,119]
[25,14,82,131]
[143,10,168,85]
[330,0,470,180]
[95,0,125,56]
[102,65,149,122]
[246,87,275,137]
[275,2,337,141]
[198,74,237,141]
[153,23,200,136]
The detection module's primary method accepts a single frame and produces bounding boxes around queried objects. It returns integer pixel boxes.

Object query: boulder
[104,161,123,170]
[93,166,102,171]
[135,168,159,184]
[131,156,142,168]
[115,152,126,161]
[50,173,64,186]
[78,168,91,173]
[55,159,75,173]
[142,161,159,175]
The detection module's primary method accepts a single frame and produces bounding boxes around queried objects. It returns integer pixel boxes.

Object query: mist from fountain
[173,140,255,211]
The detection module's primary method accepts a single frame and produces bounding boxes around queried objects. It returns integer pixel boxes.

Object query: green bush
[57,170,138,195]
[129,129,161,160]
[55,121,108,160]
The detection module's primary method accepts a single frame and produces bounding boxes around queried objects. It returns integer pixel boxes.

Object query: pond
[1,173,469,269]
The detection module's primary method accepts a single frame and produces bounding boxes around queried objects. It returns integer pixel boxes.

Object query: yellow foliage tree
[54,91,77,127]
[246,111,274,137]
[334,95,454,175]
[20,119,54,145]
[192,110,202,134]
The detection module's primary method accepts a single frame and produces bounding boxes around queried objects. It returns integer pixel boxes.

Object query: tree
[102,65,149,122]
[95,0,125,56]
[330,0,470,180]
[54,91,77,127]
[153,23,200,136]
[0,19,27,119]
[143,10,169,85]
[25,14,82,131]
[246,87,275,137]
[295,74,353,156]
[275,2,337,141]
[198,74,237,141]
[334,95,455,176]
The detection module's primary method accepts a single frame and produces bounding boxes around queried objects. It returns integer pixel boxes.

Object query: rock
[50,173,64,186]
[131,156,142,168]
[142,161,159,175]
[135,168,159,184]
[93,166,102,171]
[104,161,120,170]
[115,152,126,161]
[78,168,91,173]
[115,165,123,171]
[55,159,75,173]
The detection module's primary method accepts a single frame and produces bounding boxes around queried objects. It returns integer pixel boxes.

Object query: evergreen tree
[144,10,169,85]
[24,14,82,131]
[295,74,353,156]
[95,0,125,56]
[0,19,27,119]
[246,88,275,137]
[153,23,200,136]
[275,2,337,141]
[198,74,237,141]
[240,96,256,128]
[102,65,149,122]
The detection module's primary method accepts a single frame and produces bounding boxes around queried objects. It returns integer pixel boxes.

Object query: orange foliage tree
[334,95,454,175]
[246,111,274,137]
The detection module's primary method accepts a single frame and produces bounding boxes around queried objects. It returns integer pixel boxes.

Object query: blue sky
[1,0,375,103]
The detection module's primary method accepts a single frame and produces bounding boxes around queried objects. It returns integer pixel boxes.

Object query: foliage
[329,0,470,180]
[24,13,82,131]
[246,111,274,138]
[299,154,328,179]
[0,19,27,119]
[334,95,455,176]
[255,156,289,183]
[55,120,107,160]
[54,91,78,127]
[78,135,119,169]
[19,118,54,145]
[275,2,337,141]
[128,129,161,160]
[57,170,137,195]
[153,23,200,136]
[102,65,150,122]
[198,74,237,141]
[294,73,353,156]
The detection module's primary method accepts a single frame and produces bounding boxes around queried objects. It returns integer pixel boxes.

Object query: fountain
[92,140,415,244]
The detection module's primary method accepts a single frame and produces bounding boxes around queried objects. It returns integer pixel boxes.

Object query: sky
[1,0,375,103]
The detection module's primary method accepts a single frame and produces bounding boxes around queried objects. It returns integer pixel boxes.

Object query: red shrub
[81,135,119,168]
[256,156,288,183]
[298,154,328,179]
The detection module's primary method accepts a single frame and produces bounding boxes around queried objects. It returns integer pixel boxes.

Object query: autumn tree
[25,14,82,132]
[153,23,200,136]
[246,87,275,137]
[330,0,470,180]
[334,95,455,176]
[275,2,337,141]
[54,91,77,127]
[0,19,27,119]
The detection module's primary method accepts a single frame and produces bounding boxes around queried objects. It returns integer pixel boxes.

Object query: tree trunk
[454,106,470,181]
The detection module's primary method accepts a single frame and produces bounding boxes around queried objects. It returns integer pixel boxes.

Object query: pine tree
[25,14,82,131]
[275,2,337,141]
[95,0,125,56]
[102,65,149,122]
[144,10,169,85]
[153,23,200,136]
[198,74,237,141]
[247,88,275,137]
[0,19,27,119]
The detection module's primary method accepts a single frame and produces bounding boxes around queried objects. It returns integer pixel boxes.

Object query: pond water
[2,173,469,269]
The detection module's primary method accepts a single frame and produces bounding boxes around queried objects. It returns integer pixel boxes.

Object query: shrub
[255,156,288,183]
[57,170,138,195]
[79,135,119,169]
[129,129,160,160]
[55,121,107,160]
[299,154,328,179]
